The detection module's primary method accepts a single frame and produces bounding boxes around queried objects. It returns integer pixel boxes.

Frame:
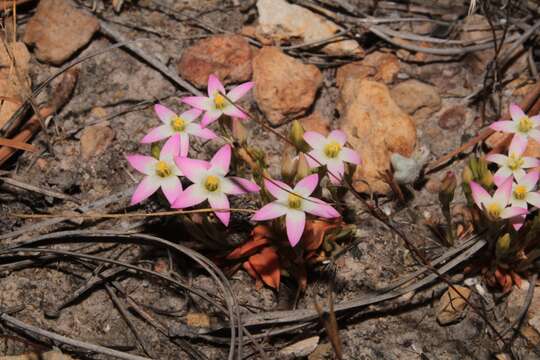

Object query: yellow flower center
[508,154,524,171]
[287,193,302,209]
[518,116,534,133]
[155,161,172,178]
[486,203,502,218]
[170,116,186,132]
[204,175,220,192]
[323,141,341,158]
[514,185,527,200]
[214,94,227,110]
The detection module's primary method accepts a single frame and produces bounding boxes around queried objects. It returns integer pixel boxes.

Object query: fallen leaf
[249,246,280,289]
[437,285,471,325]
[279,336,319,358]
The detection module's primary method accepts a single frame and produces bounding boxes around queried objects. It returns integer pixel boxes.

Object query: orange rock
[300,112,330,135]
[336,51,400,87]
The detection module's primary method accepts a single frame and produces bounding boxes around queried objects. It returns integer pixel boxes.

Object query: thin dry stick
[0,176,79,203]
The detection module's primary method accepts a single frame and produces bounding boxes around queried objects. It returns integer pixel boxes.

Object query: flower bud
[295,153,311,181]
[151,143,161,159]
[232,118,248,145]
[289,120,308,152]
[462,166,473,184]
[480,170,493,188]
[281,152,297,182]
[439,171,457,206]
[496,233,511,257]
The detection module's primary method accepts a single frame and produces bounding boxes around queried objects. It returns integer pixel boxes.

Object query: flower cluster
[469,104,540,230]
[126,74,361,246]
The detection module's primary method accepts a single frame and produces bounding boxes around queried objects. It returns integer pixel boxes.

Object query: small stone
[186,312,211,328]
[425,177,442,194]
[437,285,471,325]
[279,336,319,358]
[339,79,416,193]
[41,351,75,360]
[336,51,400,87]
[0,42,31,129]
[308,343,333,360]
[256,0,363,57]
[391,80,441,121]
[177,35,253,88]
[253,47,322,125]
[438,106,467,129]
[23,0,99,65]
[300,112,330,135]
[79,125,114,160]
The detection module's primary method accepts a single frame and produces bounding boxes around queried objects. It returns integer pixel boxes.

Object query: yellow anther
[323,141,341,158]
[214,94,227,110]
[518,116,534,133]
[507,154,524,171]
[514,185,527,200]
[170,116,186,132]
[155,161,172,178]
[287,193,302,209]
[486,203,501,218]
[204,175,220,192]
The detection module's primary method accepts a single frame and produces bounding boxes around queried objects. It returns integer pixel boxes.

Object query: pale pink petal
[181,96,212,110]
[521,170,539,190]
[511,198,528,209]
[493,167,513,186]
[172,184,206,209]
[509,135,528,157]
[186,123,217,140]
[531,115,540,127]
[529,129,540,142]
[303,131,326,149]
[500,206,528,219]
[227,82,254,102]
[469,181,491,209]
[251,202,288,221]
[141,125,173,143]
[306,150,324,168]
[294,173,319,197]
[126,155,157,175]
[180,108,203,123]
[510,214,527,231]
[131,176,160,205]
[208,74,226,97]
[303,197,340,218]
[160,134,181,161]
[175,157,210,183]
[210,144,231,175]
[201,109,222,127]
[221,177,260,195]
[161,176,182,205]
[526,192,540,208]
[208,192,230,226]
[264,178,292,201]
[490,120,516,133]
[327,161,344,185]
[154,104,176,124]
[329,130,347,145]
[223,104,248,119]
[522,157,540,168]
[286,210,306,247]
[493,177,513,206]
[340,147,360,165]
[486,153,508,166]
[179,133,190,157]
[509,103,526,123]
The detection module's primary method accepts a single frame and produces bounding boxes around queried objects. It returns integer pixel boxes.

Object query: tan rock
[0,42,31,129]
[80,125,114,160]
[177,35,253,88]
[339,80,416,193]
[391,80,441,121]
[253,47,322,125]
[437,285,471,325]
[23,0,99,65]
[438,106,467,130]
[336,51,399,87]
[300,111,330,135]
[256,0,363,57]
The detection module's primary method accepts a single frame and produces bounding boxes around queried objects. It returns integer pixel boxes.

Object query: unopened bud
[462,166,474,184]
[151,143,161,159]
[281,152,297,182]
[295,153,311,181]
[439,171,457,206]
[480,170,493,188]
[290,120,308,152]
[496,233,511,256]
[232,118,248,145]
